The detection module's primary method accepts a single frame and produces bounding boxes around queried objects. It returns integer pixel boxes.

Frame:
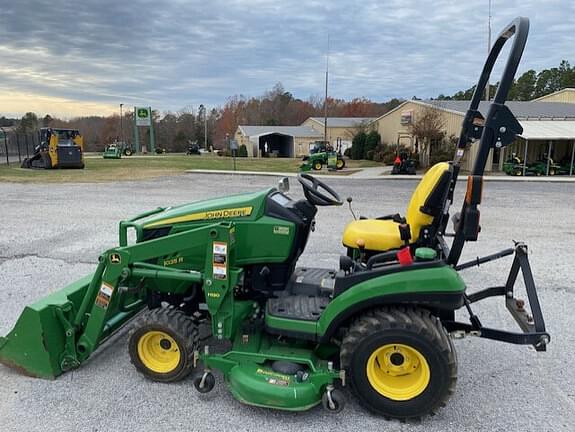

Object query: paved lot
[0,174,574,432]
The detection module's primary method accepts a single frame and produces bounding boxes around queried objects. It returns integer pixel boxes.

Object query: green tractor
[502,153,527,176]
[0,17,549,420]
[103,141,134,159]
[300,141,346,171]
[503,154,562,176]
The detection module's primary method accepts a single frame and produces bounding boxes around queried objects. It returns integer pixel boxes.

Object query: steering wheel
[297,173,343,207]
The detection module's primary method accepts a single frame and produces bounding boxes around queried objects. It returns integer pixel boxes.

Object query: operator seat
[342,162,452,252]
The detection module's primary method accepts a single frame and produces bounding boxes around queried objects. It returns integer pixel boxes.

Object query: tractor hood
[140,188,273,229]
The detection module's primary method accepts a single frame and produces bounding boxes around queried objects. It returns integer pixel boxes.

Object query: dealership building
[236,89,575,174]
[235,117,375,158]
[374,92,575,172]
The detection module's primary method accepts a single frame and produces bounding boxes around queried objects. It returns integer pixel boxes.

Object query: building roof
[238,125,322,138]
[307,117,377,127]
[518,120,575,140]
[532,88,575,102]
[424,100,575,119]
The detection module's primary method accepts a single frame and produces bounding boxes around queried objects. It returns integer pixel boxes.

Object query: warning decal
[213,241,228,280]
[213,264,227,280]
[213,242,227,255]
[95,282,114,309]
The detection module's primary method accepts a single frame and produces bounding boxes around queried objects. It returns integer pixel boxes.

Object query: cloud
[0,0,573,117]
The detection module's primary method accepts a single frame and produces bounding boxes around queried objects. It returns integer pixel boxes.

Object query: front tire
[313,161,323,171]
[128,307,199,382]
[340,307,457,420]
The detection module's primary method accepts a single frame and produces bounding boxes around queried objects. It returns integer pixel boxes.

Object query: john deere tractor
[300,141,345,171]
[103,141,134,159]
[21,127,84,169]
[0,17,549,420]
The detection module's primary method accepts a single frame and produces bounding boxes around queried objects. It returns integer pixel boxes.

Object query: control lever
[339,256,354,274]
[347,197,357,220]
[259,266,273,297]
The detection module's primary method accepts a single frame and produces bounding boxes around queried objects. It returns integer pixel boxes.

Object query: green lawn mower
[503,153,564,176]
[0,17,549,420]
[103,142,134,159]
[300,141,345,171]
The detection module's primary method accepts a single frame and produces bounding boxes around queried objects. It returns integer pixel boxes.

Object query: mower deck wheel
[340,306,456,420]
[322,387,346,413]
[193,371,216,393]
[128,307,198,382]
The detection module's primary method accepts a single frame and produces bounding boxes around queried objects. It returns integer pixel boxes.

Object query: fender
[316,265,466,341]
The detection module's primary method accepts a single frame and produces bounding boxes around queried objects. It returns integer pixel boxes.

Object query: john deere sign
[135,107,152,127]
[133,106,155,153]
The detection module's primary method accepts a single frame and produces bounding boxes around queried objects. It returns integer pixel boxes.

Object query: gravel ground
[0,173,574,432]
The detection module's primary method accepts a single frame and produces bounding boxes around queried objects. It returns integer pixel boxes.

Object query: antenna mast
[486,0,492,101]
[323,34,329,144]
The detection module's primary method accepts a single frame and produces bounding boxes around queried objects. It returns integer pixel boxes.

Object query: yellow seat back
[405,162,451,240]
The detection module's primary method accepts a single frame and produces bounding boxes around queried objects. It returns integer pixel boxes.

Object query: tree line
[5,82,401,153]
[5,60,574,153]
[435,60,575,101]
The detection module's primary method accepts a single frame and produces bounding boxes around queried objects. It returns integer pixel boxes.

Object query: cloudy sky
[0,0,573,118]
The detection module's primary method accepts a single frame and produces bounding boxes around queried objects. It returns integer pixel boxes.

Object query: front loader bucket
[0,274,92,379]
[299,162,312,172]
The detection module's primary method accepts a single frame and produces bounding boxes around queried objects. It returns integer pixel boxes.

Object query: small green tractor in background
[0,17,548,421]
[103,141,134,159]
[503,153,570,176]
[300,140,346,171]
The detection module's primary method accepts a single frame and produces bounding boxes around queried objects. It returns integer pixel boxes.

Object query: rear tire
[336,158,345,170]
[340,307,457,420]
[128,307,199,382]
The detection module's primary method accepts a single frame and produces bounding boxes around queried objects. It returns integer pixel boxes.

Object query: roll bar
[471,17,529,110]
[448,17,530,266]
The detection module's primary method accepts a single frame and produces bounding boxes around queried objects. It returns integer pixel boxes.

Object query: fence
[0,128,41,166]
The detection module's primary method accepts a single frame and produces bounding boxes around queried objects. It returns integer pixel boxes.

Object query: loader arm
[0,222,242,379]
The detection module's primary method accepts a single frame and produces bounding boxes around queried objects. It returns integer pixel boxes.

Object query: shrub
[372,143,395,164]
[238,144,248,157]
[351,132,367,160]
[364,130,381,159]
[429,138,456,166]
[343,147,352,158]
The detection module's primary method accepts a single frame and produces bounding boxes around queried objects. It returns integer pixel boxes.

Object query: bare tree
[409,107,446,167]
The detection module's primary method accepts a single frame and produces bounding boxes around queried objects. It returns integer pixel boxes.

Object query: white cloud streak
[0,0,573,117]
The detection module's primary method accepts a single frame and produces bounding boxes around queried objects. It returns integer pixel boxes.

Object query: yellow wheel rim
[366,343,430,401]
[314,162,322,170]
[137,330,181,374]
[336,159,344,169]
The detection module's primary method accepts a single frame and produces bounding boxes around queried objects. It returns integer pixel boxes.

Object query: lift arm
[0,222,238,378]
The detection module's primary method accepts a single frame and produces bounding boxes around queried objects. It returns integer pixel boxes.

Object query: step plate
[267,295,330,321]
[287,267,336,296]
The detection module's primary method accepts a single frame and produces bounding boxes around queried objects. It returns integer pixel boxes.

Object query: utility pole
[199,104,208,149]
[323,34,329,144]
[119,103,124,143]
[486,0,492,101]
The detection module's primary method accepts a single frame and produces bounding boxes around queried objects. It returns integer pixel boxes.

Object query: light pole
[199,104,207,149]
[119,103,124,143]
